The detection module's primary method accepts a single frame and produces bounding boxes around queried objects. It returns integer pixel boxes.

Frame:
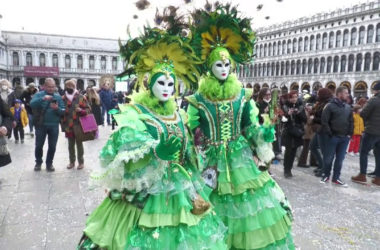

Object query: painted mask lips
[163,93,168,97]
[222,73,227,77]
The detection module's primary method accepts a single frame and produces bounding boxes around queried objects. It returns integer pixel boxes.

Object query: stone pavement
[0,125,379,250]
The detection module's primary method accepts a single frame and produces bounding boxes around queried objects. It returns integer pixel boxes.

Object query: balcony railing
[6,66,122,75]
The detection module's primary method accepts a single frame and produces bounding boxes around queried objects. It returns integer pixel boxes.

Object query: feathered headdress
[190,3,256,73]
[119,26,201,93]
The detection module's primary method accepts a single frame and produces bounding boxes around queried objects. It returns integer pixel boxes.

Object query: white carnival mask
[152,74,175,102]
[211,59,231,81]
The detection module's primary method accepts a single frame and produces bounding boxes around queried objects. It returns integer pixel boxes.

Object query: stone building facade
[0,23,123,90]
[239,0,380,98]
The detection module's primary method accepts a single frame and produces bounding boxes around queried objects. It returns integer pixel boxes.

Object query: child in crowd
[10,99,29,143]
[348,105,364,156]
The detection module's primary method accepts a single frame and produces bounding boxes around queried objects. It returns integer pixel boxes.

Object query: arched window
[333,56,339,72]
[280,62,284,76]
[285,61,290,75]
[367,25,374,43]
[310,35,315,51]
[343,29,349,46]
[267,63,271,76]
[271,63,275,76]
[356,54,362,72]
[336,31,342,47]
[282,40,286,55]
[89,55,95,70]
[291,60,295,75]
[26,52,33,66]
[264,44,267,57]
[351,27,357,46]
[320,58,326,73]
[101,56,106,70]
[348,54,354,72]
[296,60,301,75]
[275,62,280,76]
[376,23,380,42]
[298,37,303,52]
[263,63,267,76]
[304,37,309,52]
[12,52,19,66]
[260,44,263,57]
[287,40,291,54]
[329,31,334,48]
[316,34,322,50]
[322,33,328,49]
[77,55,83,69]
[302,59,307,74]
[273,42,277,56]
[308,59,313,74]
[364,53,371,71]
[268,43,272,56]
[341,55,347,72]
[314,58,319,74]
[39,53,46,66]
[326,57,332,73]
[253,65,257,77]
[52,54,58,67]
[277,42,281,55]
[373,52,380,70]
[292,38,297,53]
[65,55,71,68]
[112,57,118,70]
[358,26,365,44]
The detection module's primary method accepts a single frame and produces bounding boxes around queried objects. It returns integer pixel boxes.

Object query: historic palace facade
[0,24,123,90]
[239,0,380,98]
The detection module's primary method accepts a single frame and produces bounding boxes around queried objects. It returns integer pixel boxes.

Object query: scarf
[65,90,78,102]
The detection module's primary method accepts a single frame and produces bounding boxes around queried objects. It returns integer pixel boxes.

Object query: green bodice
[133,103,188,164]
[188,88,252,143]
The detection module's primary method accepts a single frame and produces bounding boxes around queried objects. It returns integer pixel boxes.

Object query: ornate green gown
[79,103,227,250]
[186,77,294,250]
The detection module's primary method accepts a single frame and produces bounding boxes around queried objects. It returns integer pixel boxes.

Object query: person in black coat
[86,88,103,126]
[20,83,38,135]
[281,91,307,178]
[0,98,13,167]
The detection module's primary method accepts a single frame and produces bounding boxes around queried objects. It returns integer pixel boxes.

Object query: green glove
[155,133,182,161]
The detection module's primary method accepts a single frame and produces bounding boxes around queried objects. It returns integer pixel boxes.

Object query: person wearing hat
[20,82,38,136]
[352,80,380,186]
[10,99,28,143]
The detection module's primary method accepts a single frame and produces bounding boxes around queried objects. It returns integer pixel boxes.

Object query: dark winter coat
[20,88,38,114]
[321,98,353,137]
[0,98,13,167]
[281,100,307,148]
[256,100,269,125]
[360,92,380,136]
[89,98,103,126]
[99,89,114,110]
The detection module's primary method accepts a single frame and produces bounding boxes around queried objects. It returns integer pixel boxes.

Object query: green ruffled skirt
[205,137,295,250]
[79,193,227,250]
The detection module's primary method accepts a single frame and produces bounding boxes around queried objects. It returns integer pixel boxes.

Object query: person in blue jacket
[98,79,114,126]
[30,78,65,172]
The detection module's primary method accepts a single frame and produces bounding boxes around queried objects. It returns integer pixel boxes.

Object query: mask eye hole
[225,63,230,67]
[158,81,165,86]
[216,63,223,67]
[168,82,174,87]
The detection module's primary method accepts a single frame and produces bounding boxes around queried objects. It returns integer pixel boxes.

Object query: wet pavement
[0,126,378,250]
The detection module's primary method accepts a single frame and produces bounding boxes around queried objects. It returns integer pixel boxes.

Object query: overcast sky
[1,0,369,40]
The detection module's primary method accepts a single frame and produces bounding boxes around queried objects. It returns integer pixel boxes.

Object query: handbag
[288,114,304,138]
[79,114,98,133]
[73,124,96,142]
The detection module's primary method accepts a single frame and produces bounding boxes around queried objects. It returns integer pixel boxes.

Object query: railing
[6,66,122,75]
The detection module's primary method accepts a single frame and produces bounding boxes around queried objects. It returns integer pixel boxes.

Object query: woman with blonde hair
[86,87,102,126]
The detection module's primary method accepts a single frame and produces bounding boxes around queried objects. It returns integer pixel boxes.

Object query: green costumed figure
[185,5,295,250]
[77,27,227,250]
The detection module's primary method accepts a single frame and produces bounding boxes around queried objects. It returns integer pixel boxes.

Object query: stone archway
[271,82,278,89]
[39,78,46,86]
[262,83,269,89]
[246,83,252,88]
[340,81,351,93]
[301,82,310,92]
[312,82,322,93]
[354,81,368,98]
[326,81,336,93]
[371,81,378,90]
[280,83,288,95]
[12,77,21,87]
[290,82,299,92]
[26,78,34,85]
[77,79,84,91]
[88,79,96,87]
[253,83,261,94]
